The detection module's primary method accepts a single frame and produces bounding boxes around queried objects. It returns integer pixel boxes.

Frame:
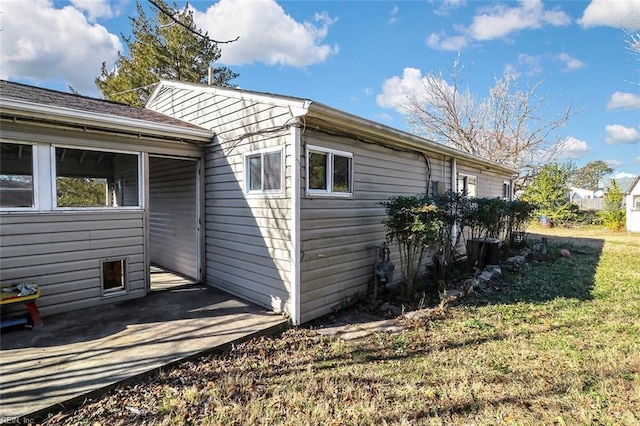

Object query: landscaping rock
[379,302,402,317]
[505,255,526,271]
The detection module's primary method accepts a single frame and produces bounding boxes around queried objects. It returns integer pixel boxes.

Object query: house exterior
[145,80,516,324]
[625,176,640,233]
[1,80,212,317]
[1,79,516,325]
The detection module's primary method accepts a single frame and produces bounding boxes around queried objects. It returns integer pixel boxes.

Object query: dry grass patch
[45,227,640,425]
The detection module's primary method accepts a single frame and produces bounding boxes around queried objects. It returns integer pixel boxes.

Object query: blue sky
[2,0,639,177]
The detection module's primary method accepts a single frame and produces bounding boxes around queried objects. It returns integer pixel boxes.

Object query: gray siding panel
[0,212,145,316]
[149,157,199,279]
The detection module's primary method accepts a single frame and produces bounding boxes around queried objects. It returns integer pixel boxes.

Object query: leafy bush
[381,195,443,300]
[599,180,626,231]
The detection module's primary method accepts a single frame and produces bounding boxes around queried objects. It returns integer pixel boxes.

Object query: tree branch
[148,0,239,44]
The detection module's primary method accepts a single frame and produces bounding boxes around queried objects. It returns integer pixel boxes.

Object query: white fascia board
[151,80,311,118]
[1,98,213,142]
[307,102,518,176]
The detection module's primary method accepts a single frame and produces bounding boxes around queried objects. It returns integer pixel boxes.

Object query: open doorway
[148,156,201,291]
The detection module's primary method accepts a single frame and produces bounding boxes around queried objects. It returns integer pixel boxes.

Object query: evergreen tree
[96,0,237,106]
[570,160,613,190]
[524,163,576,225]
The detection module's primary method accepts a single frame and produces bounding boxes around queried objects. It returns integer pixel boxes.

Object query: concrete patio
[0,279,289,423]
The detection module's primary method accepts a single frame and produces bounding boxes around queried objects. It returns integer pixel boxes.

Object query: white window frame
[243,147,284,195]
[52,145,143,211]
[0,141,39,211]
[502,180,512,201]
[100,257,129,298]
[457,173,477,198]
[305,145,354,197]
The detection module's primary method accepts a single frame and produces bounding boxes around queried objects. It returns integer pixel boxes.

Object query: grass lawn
[47,226,639,425]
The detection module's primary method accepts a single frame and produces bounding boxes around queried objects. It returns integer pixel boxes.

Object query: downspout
[451,157,458,249]
[290,122,301,326]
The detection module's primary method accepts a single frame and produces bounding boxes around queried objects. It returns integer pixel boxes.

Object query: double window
[244,148,283,194]
[0,142,141,210]
[306,145,353,196]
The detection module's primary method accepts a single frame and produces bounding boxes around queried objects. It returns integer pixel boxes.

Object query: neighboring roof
[0,80,212,142]
[624,176,640,195]
[600,177,637,194]
[149,80,518,176]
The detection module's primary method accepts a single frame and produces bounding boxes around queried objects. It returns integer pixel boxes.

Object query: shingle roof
[0,80,205,131]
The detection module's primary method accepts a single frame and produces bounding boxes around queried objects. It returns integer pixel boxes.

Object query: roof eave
[0,97,213,142]
[306,102,518,176]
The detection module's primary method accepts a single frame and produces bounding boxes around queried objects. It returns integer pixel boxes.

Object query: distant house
[625,176,640,233]
[569,186,601,210]
[1,79,516,325]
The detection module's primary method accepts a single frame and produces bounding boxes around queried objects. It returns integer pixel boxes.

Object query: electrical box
[431,181,446,195]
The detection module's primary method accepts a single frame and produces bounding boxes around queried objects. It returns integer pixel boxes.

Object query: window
[634,195,640,210]
[0,143,35,209]
[502,181,512,200]
[306,145,353,196]
[457,173,476,198]
[101,258,127,295]
[54,147,139,208]
[245,148,283,193]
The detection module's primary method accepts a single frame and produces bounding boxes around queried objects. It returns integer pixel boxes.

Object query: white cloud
[469,0,571,41]
[605,159,624,168]
[518,53,542,76]
[388,4,399,25]
[605,124,640,145]
[69,0,114,22]
[578,0,640,30]
[426,0,570,51]
[430,0,467,16]
[376,112,394,122]
[634,157,640,164]
[607,92,640,110]
[614,171,637,178]
[426,32,469,51]
[376,68,428,112]
[192,0,338,67]
[557,53,586,72]
[0,0,121,94]
[557,136,591,159]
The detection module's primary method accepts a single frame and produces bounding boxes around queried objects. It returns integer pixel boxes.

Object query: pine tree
[96,0,237,106]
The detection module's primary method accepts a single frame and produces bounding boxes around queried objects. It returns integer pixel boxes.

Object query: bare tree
[403,56,573,182]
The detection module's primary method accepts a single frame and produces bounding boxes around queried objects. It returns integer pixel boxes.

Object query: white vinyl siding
[147,83,296,317]
[0,212,145,316]
[0,120,206,318]
[149,157,199,279]
[299,131,430,322]
[456,162,513,199]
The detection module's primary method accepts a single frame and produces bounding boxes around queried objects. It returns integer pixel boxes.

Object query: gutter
[306,102,518,176]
